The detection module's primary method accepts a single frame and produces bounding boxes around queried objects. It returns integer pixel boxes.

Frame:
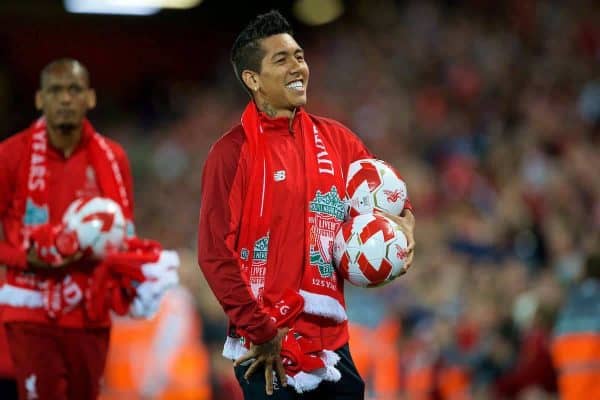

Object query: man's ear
[241,70,260,93]
[86,89,97,110]
[35,91,43,110]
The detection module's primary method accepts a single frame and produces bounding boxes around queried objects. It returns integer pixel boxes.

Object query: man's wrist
[247,318,278,345]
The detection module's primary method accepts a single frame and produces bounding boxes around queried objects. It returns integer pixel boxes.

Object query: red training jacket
[0,124,134,328]
[0,273,15,378]
[198,110,412,350]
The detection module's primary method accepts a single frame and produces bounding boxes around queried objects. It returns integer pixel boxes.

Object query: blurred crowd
[2,0,599,399]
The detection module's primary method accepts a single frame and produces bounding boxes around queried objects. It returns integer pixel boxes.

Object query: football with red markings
[333,213,409,287]
[346,159,407,217]
[62,197,127,258]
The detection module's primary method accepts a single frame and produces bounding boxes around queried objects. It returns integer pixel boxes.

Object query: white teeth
[286,81,303,90]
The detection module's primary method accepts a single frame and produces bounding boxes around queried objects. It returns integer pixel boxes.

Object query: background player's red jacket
[0,126,134,328]
[0,274,14,378]
[198,111,412,350]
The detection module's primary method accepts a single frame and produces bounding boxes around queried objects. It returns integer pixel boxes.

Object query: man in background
[0,58,135,399]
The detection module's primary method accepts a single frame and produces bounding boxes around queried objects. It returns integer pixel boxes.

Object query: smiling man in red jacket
[0,59,134,400]
[198,11,415,400]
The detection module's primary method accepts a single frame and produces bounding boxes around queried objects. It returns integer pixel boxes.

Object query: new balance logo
[274,170,286,182]
[25,374,38,400]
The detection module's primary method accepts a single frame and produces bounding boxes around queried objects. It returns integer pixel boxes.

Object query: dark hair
[40,58,89,88]
[231,10,293,92]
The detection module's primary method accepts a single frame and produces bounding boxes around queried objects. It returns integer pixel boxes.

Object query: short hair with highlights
[230,10,293,92]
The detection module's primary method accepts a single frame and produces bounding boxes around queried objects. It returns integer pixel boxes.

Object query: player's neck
[47,124,82,158]
[256,99,294,119]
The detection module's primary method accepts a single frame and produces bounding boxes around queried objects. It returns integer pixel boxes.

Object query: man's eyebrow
[44,83,63,89]
[45,82,84,87]
[271,48,304,60]
[271,50,289,60]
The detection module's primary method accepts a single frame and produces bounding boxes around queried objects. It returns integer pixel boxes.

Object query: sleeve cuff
[246,318,278,345]
[403,198,414,213]
[15,250,27,269]
[0,242,27,270]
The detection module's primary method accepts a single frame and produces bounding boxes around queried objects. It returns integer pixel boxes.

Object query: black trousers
[0,378,18,400]
[234,344,365,400]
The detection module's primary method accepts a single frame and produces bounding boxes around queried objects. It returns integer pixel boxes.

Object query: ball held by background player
[62,196,127,258]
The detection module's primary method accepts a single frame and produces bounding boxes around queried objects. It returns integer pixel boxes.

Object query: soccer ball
[62,197,127,258]
[346,159,407,217]
[333,213,409,287]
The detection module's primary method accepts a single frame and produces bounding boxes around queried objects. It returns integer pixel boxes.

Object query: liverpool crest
[308,187,345,277]
[23,198,49,226]
[249,233,269,302]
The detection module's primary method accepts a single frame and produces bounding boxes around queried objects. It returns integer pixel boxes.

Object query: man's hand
[26,247,83,269]
[376,209,415,272]
[234,327,289,395]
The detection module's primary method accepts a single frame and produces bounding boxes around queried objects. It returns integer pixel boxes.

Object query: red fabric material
[199,126,277,345]
[237,102,345,321]
[0,322,13,378]
[236,102,276,308]
[85,237,161,321]
[199,107,405,350]
[238,289,333,378]
[263,289,305,329]
[280,331,328,376]
[0,118,134,327]
[0,242,26,270]
[28,223,78,266]
[0,277,15,378]
[5,321,109,400]
[15,118,131,321]
[16,118,132,248]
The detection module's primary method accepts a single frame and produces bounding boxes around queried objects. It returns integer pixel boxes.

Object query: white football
[62,197,126,258]
[346,159,407,217]
[333,213,409,287]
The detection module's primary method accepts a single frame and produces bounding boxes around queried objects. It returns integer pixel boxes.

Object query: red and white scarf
[17,118,132,242]
[86,237,179,321]
[15,117,132,317]
[237,101,347,326]
[223,290,342,393]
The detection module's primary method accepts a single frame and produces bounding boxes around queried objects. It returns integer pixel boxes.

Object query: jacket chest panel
[46,153,101,221]
[265,134,306,202]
